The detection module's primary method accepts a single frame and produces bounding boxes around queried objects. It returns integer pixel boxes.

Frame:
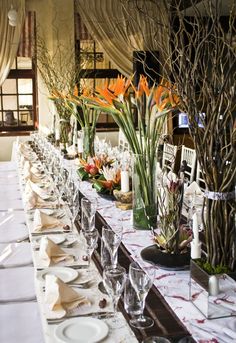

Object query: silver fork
[42,281,91,291]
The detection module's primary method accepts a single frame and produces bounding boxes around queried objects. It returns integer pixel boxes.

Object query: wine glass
[54,173,65,208]
[83,228,99,267]
[70,188,80,230]
[142,338,171,343]
[81,197,97,233]
[102,225,123,267]
[129,261,155,329]
[103,265,126,329]
[124,276,142,318]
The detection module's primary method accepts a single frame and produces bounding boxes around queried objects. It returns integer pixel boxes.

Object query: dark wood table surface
[76,193,195,343]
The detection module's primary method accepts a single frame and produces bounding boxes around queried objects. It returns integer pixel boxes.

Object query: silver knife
[31,231,64,236]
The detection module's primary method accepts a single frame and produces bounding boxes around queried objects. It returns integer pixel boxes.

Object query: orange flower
[94,157,103,170]
[138,75,151,97]
[113,169,121,185]
[73,85,79,96]
[109,75,131,97]
[99,180,113,190]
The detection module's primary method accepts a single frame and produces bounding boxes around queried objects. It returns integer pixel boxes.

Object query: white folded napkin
[0,243,32,268]
[45,274,90,315]
[33,209,61,232]
[22,161,32,180]
[0,267,36,302]
[0,302,44,343]
[30,165,44,177]
[185,181,203,196]
[39,237,74,267]
[25,190,58,210]
[25,180,51,200]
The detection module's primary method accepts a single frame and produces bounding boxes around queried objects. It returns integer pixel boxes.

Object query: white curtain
[76,0,165,77]
[0,0,25,86]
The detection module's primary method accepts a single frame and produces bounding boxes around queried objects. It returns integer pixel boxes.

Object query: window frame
[0,58,38,136]
[76,39,121,130]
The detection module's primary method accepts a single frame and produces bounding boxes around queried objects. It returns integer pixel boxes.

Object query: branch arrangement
[127,0,236,270]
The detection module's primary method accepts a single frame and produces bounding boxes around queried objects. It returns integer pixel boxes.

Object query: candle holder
[113,189,133,210]
[189,260,236,319]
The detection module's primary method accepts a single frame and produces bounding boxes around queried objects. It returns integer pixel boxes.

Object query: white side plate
[55,317,109,343]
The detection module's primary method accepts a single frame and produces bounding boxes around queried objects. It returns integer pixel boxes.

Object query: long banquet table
[0,142,236,343]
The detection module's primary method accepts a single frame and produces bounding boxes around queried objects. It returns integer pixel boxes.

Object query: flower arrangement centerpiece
[155,171,192,255]
[49,89,76,152]
[82,75,179,229]
[92,164,121,198]
[66,89,100,159]
[36,36,87,152]
[161,1,236,274]
[77,154,114,181]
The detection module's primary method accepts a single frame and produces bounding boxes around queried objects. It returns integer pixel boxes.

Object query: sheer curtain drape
[0,0,25,86]
[76,0,165,77]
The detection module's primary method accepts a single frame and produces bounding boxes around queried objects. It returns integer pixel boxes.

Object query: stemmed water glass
[103,265,126,328]
[83,228,99,267]
[70,187,80,230]
[101,225,123,267]
[81,197,97,233]
[129,261,155,329]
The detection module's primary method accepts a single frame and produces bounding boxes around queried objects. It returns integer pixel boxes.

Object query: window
[0,57,37,133]
[0,12,37,135]
[75,14,120,129]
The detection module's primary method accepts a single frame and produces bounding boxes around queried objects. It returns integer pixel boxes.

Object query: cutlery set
[47,311,114,325]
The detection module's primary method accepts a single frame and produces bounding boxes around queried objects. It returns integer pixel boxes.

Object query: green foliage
[196,259,229,275]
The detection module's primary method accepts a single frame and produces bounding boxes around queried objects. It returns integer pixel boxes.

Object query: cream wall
[26,0,75,133]
[0,136,28,161]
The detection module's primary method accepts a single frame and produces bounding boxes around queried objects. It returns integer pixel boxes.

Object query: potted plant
[66,89,100,159]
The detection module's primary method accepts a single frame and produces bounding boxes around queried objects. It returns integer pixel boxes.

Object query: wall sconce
[8,5,18,27]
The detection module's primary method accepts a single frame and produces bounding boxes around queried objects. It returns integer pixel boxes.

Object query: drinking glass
[129,261,155,328]
[142,337,171,343]
[124,277,142,318]
[103,265,126,328]
[70,188,80,230]
[102,225,123,267]
[83,228,99,267]
[99,225,123,294]
[55,173,65,208]
[81,197,97,233]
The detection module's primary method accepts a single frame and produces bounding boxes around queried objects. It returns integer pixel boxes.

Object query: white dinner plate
[40,208,55,216]
[55,317,109,343]
[34,235,66,245]
[37,267,78,283]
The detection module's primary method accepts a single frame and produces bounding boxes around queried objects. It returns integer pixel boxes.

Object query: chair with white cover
[162,143,178,172]
[196,161,206,190]
[180,145,197,183]
[118,129,130,152]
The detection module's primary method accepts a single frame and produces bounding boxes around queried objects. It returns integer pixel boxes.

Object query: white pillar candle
[209,275,219,296]
[191,241,202,259]
[55,129,60,141]
[121,170,130,192]
[192,212,199,244]
[77,138,83,153]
